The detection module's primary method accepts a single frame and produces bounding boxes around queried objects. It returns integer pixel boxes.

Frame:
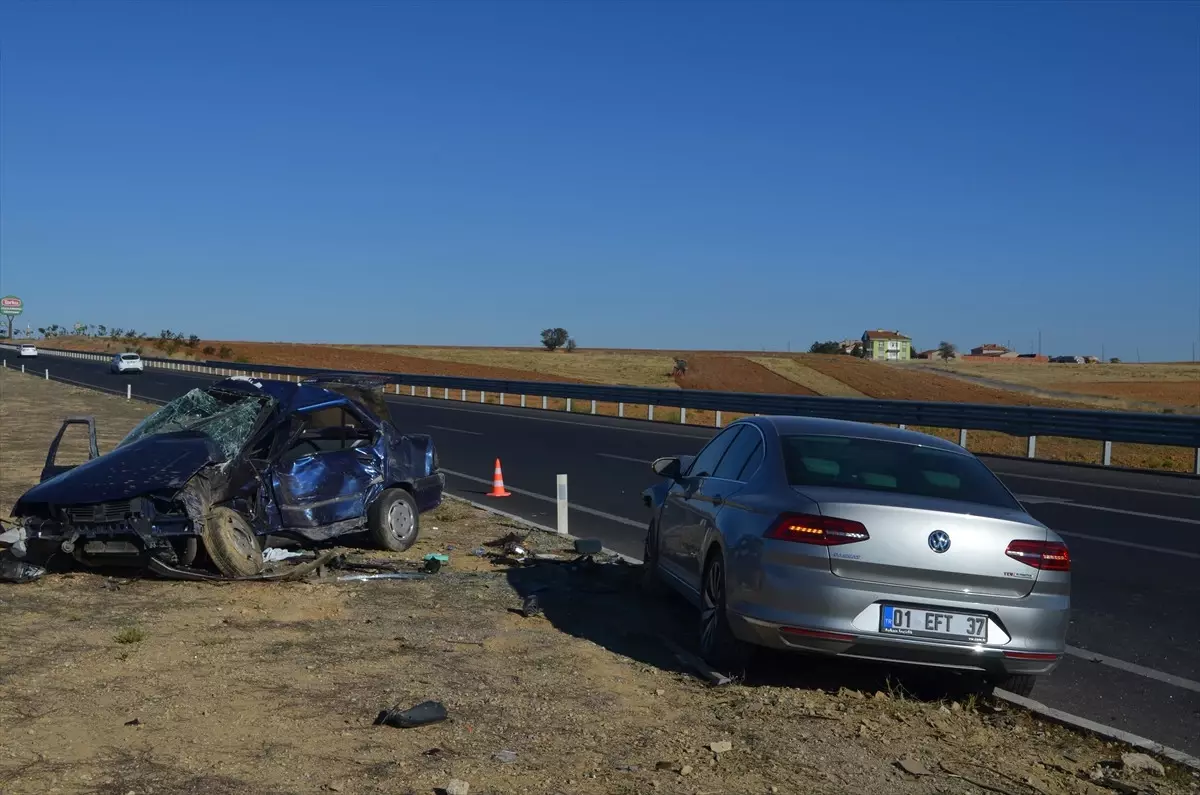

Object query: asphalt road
[13,353,1200,757]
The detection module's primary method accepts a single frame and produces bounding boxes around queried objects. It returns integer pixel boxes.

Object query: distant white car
[111,353,144,374]
[18,344,37,357]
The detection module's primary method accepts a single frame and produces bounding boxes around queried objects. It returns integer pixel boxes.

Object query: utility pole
[1101,343,1105,363]
[1037,329,1041,357]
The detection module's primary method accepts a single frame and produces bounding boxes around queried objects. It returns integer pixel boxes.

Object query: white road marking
[1064,645,1200,694]
[428,425,483,436]
[1053,530,1200,560]
[1016,494,1200,526]
[439,468,646,529]
[597,453,653,464]
[1000,471,1200,500]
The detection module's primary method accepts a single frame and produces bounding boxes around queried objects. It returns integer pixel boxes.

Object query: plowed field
[223,342,583,384]
[1047,381,1200,410]
[801,356,1076,407]
[673,354,819,395]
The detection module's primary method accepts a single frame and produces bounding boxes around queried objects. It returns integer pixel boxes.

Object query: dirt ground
[748,357,869,398]
[3,371,1199,795]
[672,354,819,396]
[907,361,1200,411]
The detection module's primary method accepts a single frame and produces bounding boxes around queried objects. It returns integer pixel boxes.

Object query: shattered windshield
[119,388,270,460]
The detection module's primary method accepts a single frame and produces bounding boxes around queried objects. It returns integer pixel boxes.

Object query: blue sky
[1,1,1198,360]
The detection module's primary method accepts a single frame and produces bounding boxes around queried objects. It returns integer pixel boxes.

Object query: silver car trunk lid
[796,486,1047,598]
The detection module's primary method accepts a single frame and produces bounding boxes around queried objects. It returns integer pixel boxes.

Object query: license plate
[879,605,988,643]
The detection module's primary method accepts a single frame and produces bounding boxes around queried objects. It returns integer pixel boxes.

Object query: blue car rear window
[782,435,1020,509]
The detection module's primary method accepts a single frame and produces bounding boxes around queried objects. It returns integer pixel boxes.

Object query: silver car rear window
[781,435,1021,510]
[120,354,140,360]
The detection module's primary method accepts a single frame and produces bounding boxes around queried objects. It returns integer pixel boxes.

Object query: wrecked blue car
[11,375,444,578]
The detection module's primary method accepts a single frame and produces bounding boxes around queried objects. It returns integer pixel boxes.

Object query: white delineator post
[127,384,132,400]
[556,474,569,535]
[45,368,49,380]
[1027,436,1037,459]
[958,429,968,448]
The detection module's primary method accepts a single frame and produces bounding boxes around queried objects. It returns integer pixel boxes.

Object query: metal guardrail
[6,343,1200,472]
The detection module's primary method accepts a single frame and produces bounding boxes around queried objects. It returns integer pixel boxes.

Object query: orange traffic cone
[487,458,511,497]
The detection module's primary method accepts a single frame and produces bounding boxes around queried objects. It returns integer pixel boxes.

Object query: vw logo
[928,530,951,554]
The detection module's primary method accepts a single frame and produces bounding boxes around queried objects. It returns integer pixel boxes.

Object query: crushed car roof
[212,377,388,417]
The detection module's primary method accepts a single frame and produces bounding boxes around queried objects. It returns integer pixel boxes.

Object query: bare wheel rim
[224,514,258,561]
[700,557,723,653]
[386,498,415,542]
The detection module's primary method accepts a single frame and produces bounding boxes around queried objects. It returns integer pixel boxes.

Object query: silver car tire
[699,550,751,674]
[369,488,419,552]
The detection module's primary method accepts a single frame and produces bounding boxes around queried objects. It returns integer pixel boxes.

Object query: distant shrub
[235,355,249,364]
[218,345,234,360]
[672,358,688,375]
[540,327,569,351]
[202,345,216,356]
[1110,357,1121,364]
[565,337,577,353]
[114,626,145,644]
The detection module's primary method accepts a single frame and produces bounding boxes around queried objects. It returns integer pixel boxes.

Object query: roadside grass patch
[114,626,146,644]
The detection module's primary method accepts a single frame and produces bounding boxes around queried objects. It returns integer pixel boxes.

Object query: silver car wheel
[386,498,415,543]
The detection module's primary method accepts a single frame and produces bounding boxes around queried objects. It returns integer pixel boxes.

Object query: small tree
[97,325,107,337]
[808,340,843,355]
[849,343,865,358]
[202,345,216,356]
[540,327,569,351]
[186,334,200,349]
[218,345,234,360]
[937,341,957,361]
[672,358,688,376]
[564,337,577,353]
[1110,357,1121,364]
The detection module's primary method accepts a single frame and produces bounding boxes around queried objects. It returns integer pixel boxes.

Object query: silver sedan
[641,416,1070,696]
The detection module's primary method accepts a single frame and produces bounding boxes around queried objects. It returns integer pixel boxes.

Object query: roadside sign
[0,296,22,316]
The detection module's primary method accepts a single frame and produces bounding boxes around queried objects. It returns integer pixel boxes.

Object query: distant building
[970,343,1010,357]
[918,348,958,360]
[838,339,861,355]
[861,330,911,361]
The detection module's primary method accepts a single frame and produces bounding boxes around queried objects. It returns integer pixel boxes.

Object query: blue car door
[271,401,385,529]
